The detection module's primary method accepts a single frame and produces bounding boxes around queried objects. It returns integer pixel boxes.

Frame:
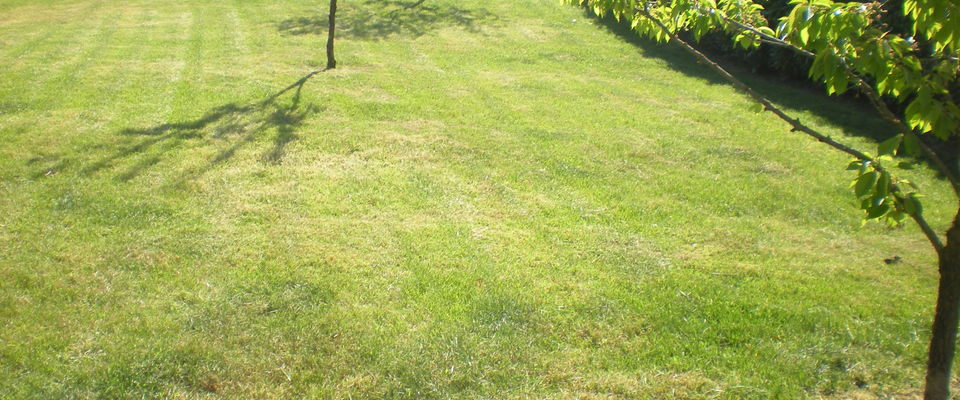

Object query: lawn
[0,0,956,398]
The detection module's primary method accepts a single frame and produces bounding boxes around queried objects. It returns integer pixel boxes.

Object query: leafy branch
[634,5,944,252]
[717,11,960,199]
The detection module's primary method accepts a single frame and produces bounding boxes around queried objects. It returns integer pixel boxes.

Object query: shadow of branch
[278,0,499,40]
[54,70,327,184]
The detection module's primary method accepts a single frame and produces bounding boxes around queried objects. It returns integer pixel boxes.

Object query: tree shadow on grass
[278,0,499,40]
[35,71,326,184]
[579,8,959,177]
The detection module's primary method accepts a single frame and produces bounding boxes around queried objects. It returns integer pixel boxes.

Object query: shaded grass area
[0,0,955,398]
[277,0,498,40]
[578,6,960,179]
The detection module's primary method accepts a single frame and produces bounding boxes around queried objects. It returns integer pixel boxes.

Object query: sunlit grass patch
[0,0,953,398]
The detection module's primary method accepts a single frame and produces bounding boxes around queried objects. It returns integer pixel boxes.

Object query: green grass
[0,0,956,398]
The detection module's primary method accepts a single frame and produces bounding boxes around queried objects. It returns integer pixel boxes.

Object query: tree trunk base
[925,213,960,400]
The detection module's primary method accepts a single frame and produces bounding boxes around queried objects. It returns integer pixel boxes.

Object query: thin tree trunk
[326,0,337,70]
[926,212,960,400]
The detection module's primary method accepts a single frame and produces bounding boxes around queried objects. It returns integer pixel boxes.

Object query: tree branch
[637,7,945,253]
[917,210,947,254]
[719,14,960,200]
[723,18,814,57]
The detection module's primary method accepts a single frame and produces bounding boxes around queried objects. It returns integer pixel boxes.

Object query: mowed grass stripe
[56,2,169,112]
[0,0,954,398]
[95,3,196,131]
[0,2,107,112]
[37,10,120,110]
[0,1,104,67]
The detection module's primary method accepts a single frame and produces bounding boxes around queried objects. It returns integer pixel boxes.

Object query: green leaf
[854,171,879,198]
[902,133,922,156]
[750,102,764,113]
[866,202,891,219]
[878,134,903,156]
[906,87,934,133]
[799,26,810,45]
[904,193,924,215]
[887,210,906,226]
[876,171,891,197]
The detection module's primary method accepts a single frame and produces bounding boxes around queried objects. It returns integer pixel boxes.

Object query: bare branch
[916,211,947,254]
